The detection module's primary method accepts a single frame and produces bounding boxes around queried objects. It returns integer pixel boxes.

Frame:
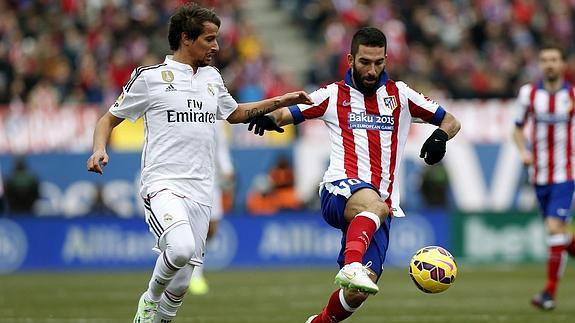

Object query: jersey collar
[536,79,571,92]
[344,68,388,92]
[164,55,195,72]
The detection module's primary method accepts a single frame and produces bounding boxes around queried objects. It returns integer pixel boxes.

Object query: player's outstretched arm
[226,90,312,124]
[419,112,460,165]
[87,111,124,174]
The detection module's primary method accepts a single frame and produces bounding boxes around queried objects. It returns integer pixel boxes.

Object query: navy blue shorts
[320,178,392,280]
[534,181,574,221]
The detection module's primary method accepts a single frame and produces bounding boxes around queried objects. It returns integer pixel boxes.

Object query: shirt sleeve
[399,82,446,126]
[109,68,149,123]
[288,85,331,124]
[215,73,239,120]
[514,84,532,127]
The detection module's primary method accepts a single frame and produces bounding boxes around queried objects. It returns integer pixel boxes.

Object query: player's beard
[194,53,215,68]
[352,67,381,96]
[545,72,560,83]
[194,59,210,67]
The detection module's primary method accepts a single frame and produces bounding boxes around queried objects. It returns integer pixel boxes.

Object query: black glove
[419,128,448,165]
[247,115,284,136]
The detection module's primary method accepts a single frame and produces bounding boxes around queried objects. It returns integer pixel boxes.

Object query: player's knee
[545,217,567,235]
[368,199,389,221]
[166,238,196,268]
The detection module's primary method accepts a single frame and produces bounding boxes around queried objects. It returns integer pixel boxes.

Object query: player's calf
[306,288,364,323]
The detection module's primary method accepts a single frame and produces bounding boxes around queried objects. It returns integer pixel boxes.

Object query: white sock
[146,251,181,302]
[147,225,195,302]
[156,264,194,322]
[190,264,204,280]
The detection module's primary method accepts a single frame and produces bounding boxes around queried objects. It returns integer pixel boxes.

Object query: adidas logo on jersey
[165,84,177,92]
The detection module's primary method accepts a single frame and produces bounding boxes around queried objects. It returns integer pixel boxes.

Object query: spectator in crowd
[268,154,302,210]
[87,184,116,216]
[419,164,450,208]
[246,155,303,215]
[4,156,39,214]
[246,174,278,215]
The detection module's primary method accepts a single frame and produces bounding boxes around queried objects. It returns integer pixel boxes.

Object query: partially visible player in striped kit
[247,27,460,323]
[513,43,575,311]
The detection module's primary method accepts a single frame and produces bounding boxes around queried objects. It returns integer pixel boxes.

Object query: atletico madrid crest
[383,96,397,111]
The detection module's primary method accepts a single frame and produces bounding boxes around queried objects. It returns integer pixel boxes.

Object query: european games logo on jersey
[0,219,27,273]
[348,112,394,131]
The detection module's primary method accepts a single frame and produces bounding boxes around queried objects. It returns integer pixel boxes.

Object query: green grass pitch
[0,264,573,322]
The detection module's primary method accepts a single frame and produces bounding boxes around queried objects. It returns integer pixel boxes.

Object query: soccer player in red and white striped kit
[247,27,460,322]
[513,43,575,311]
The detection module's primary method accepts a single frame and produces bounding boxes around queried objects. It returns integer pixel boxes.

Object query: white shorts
[211,188,223,221]
[143,189,211,266]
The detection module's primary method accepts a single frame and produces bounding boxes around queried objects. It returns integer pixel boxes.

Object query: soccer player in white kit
[247,27,460,323]
[86,4,312,323]
[513,43,575,311]
[188,120,235,295]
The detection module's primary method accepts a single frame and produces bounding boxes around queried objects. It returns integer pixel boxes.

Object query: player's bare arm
[512,126,534,165]
[226,90,312,124]
[87,111,124,174]
[439,111,461,139]
[268,108,295,127]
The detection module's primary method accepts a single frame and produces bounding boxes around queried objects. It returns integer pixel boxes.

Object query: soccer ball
[409,245,457,294]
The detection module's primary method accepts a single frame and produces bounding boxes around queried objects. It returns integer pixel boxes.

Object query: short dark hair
[540,41,565,60]
[168,3,221,51]
[351,27,387,56]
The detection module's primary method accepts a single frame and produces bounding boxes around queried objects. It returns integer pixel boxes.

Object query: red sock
[312,289,354,323]
[566,235,575,257]
[344,212,379,264]
[545,244,566,297]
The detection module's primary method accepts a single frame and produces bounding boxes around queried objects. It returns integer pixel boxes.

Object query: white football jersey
[110,56,238,205]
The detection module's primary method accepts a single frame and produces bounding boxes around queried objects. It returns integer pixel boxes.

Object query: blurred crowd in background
[0,0,295,111]
[1,0,575,112]
[282,0,575,99]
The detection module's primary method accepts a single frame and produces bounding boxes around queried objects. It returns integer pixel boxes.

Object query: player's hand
[277,91,313,107]
[247,115,284,136]
[419,128,448,165]
[520,151,534,166]
[87,150,109,174]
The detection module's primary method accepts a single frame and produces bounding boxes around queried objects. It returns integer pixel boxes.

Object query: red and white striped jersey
[289,70,445,214]
[514,80,575,185]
